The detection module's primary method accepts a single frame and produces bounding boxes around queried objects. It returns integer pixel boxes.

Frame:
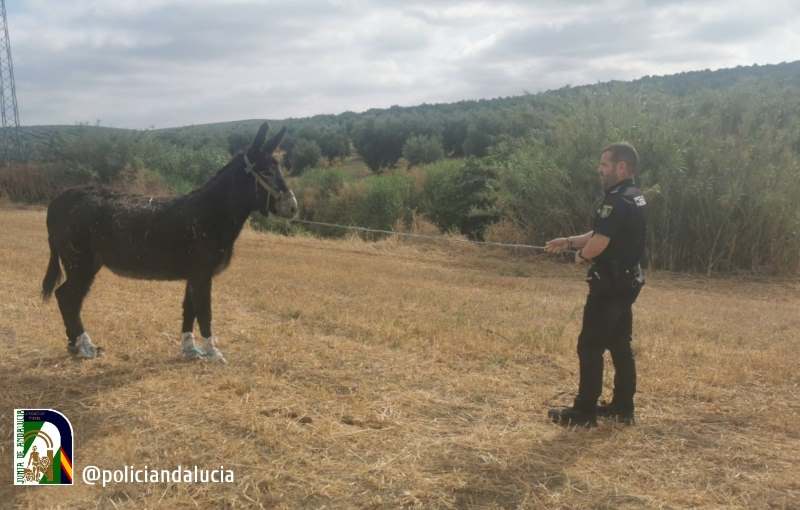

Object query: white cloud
[6,0,800,128]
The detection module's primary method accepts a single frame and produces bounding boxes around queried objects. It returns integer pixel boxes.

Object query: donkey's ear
[263,126,287,154]
[251,121,270,150]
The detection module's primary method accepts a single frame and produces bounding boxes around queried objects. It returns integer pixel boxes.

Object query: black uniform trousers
[574,286,641,413]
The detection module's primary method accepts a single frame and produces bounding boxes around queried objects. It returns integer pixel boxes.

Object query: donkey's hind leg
[55,255,102,358]
[179,281,205,360]
[189,276,226,363]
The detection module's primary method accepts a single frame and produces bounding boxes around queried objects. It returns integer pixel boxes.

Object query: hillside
[16,60,800,153]
[1,207,798,508]
[4,60,800,275]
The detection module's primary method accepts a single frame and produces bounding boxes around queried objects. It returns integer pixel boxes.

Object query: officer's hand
[545,237,569,254]
[574,250,588,265]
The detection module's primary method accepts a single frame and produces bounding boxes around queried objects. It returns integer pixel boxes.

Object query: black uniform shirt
[591,179,646,269]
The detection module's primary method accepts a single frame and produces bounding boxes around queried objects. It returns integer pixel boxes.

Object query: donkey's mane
[182,153,244,199]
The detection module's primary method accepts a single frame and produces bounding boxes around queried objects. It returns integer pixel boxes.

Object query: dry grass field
[1,206,798,509]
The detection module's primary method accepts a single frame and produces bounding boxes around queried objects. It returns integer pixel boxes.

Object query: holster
[587,262,644,297]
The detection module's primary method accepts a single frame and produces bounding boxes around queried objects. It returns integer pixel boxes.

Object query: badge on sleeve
[599,204,613,218]
[634,195,647,207]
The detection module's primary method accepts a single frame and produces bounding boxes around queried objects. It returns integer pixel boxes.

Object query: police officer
[545,142,646,427]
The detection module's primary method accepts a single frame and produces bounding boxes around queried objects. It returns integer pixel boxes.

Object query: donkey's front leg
[180,281,205,360]
[190,276,227,364]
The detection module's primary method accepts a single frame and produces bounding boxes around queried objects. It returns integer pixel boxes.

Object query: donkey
[41,122,297,363]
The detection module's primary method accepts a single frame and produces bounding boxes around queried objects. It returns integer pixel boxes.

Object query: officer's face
[598,151,623,189]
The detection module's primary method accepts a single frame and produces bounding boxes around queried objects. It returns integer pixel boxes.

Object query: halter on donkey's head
[243,124,297,218]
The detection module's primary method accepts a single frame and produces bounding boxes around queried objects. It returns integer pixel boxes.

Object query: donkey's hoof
[180,332,205,360]
[200,336,227,364]
[74,344,102,359]
[182,345,205,360]
[204,347,227,364]
[70,333,102,359]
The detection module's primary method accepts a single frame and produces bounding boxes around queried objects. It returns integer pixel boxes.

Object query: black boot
[548,406,597,428]
[596,400,635,425]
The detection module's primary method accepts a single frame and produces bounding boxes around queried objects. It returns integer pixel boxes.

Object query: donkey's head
[244,122,297,218]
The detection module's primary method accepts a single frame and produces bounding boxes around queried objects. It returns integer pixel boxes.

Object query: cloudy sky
[7,0,799,128]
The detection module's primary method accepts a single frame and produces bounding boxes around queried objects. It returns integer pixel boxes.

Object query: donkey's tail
[42,236,63,301]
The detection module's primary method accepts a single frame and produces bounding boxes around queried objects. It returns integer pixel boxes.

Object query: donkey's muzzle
[276,190,298,219]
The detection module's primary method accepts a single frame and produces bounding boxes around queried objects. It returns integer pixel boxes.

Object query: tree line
[2,61,799,274]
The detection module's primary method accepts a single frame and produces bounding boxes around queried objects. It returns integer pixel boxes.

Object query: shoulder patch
[599,204,614,218]
[634,195,646,207]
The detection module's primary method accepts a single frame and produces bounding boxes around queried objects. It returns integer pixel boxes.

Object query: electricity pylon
[0,0,21,162]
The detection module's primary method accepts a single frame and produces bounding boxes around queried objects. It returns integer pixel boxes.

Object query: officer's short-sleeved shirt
[591,179,646,269]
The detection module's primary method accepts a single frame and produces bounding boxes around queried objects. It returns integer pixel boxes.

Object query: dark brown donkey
[41,122,297,362]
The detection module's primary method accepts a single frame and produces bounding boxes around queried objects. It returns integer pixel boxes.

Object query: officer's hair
[602,142,639,175]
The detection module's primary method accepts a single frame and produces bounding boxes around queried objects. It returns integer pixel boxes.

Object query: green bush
[288,138,322,176]
[352,173,414,232]
[41,130,229,195]
[402,134,444,167]
[298,167,349,198]
[462,123,492,158]
[317,131,351,162]
[352,118,409,172]
[281,168,353,237]
[419,158,498,240]
[487,85,800,273]
[49,130,140,183]
[285,169,413,238]
[492,140,574,242]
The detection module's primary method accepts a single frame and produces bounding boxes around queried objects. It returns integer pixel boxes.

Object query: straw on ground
[0,207,798,509]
